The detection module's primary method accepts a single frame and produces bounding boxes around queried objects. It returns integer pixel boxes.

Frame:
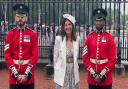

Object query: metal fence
[0,0,128,64]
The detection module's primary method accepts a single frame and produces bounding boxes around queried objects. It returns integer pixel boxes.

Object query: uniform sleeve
[4,32,14,68]
[105,36,116,71]
[53,36,60,70]
[82,36,91,71]
[28,32,38,67]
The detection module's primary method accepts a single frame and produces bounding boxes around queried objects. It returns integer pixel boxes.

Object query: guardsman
[83,8,116,89]
[4,4,38,89]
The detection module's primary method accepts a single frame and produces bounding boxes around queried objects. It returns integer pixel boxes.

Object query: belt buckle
[19,60,23,65]
[96,60,100,64]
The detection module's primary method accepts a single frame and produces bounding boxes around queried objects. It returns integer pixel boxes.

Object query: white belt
[13,59,29,65]
[90,58,108,64]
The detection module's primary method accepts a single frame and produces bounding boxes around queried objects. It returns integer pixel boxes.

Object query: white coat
[54,35,80,86]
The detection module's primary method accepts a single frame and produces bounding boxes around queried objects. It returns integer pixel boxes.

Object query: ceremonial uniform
[4,4,38,89]
[4,27,38,84]
[83,8,116,89]
[83,29,116,86]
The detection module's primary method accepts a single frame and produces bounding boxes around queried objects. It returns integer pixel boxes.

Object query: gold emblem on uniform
[20,6,23,9]
[97,10,100,13]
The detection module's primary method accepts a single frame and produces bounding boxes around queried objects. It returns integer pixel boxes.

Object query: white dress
[56,48,79,89]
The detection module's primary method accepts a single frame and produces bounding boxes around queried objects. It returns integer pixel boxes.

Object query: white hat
[63,14,76,25]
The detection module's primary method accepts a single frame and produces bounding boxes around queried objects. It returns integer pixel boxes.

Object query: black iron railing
[0,0,127,64]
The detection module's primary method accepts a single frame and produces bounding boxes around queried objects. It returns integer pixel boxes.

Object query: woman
[54,14,80,89]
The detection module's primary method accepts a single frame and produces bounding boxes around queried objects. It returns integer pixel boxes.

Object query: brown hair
[60,18,76,41]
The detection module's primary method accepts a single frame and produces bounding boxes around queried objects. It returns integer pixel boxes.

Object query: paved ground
[0,68,128,89]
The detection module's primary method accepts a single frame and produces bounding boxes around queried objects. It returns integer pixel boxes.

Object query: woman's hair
[60,18,76,41]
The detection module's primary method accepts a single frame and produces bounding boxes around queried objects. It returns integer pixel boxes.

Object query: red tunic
[83,31,116,86]
[4,27,38,84]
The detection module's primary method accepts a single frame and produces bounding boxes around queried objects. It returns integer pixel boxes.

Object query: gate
[0,0,127,64]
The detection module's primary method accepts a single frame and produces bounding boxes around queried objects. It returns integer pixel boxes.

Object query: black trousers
[10,84,34,89]
[89,84,112,89]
